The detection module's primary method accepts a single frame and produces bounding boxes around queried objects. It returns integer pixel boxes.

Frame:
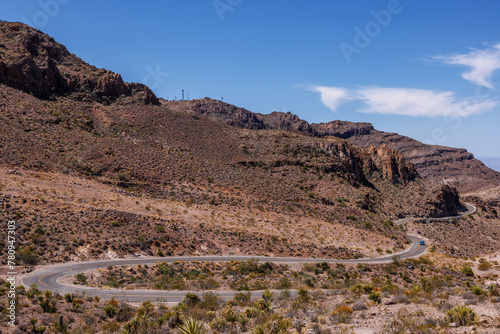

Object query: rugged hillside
[174,98,500,192]
[0,82,435,262]
[0,22,477,264]
[325,124,500,193]
[0,21,158,104]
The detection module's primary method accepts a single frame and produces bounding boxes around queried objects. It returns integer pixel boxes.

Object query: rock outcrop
[96,71,131,97]
[369,144,417,185]
[429,185,465,217]
[0,22,158,104]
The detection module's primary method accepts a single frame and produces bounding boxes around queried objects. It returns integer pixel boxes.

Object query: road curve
[21,203,476,303]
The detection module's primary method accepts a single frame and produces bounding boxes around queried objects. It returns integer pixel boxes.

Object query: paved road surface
[21,203,476,303]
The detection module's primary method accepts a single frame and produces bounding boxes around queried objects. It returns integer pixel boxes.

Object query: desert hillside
[0,22,476,265]
[170,97,500,192]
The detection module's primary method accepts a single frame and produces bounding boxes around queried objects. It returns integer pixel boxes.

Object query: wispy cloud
[308,85,497,117]
[357,87,497,117]
[307,86,350,112]
[432,43,500,89]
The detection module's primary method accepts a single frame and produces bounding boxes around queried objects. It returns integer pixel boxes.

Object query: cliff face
[175,97,499,192]
[368,144,418,185]
[0,22,158,104]
[429,185,465,217]
[313,122,500,192]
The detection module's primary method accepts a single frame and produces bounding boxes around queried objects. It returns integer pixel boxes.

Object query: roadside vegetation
[5,256,499,333]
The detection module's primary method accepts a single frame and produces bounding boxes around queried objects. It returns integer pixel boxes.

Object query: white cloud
[432,43,500,89]
[308,86,350,112]
[308,85,497,117]
[357,87,498,117]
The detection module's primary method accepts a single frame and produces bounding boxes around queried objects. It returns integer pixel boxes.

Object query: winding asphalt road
[21,203,476,303]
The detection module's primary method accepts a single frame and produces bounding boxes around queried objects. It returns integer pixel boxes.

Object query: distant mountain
[478,157,500,173]
[174,98,500,192]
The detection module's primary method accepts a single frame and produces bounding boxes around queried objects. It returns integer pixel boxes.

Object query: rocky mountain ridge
[0,22,158,104]
[174,97,500,192]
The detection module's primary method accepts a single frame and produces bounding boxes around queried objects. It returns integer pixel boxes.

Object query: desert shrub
[183,293,201,307]
[478,261,492,271]
[72,298,84,313]
[461,266,474,277]
[117,172,129,182]
[27,284,42,299]
[64,293,74,303]
[350,283,374,295]
[277,276,291,289]
[391,255,402,266]
[305,278,315,287]
[209,317,227,332]
[30,318,47,334]
[238,314,250,331]
[106,277,119,288]
[17,246,40,265]
[154,224,165,233]
[489,284,500,297]
[158,263,176,276]
[75,273,87,285]
[379,308,436,334]
[368,290,382,303]
[416,256,433,265]
[200,291,222,310]
[254,298,272,312]
[197,277,219,290]
[331,305,353,324]
[278,289,291,300]
[445,305,477,326]
[104,303,118,318]
[298,287,309,302]
[230,278,250,291]
[470,285,485,296]
[419,277,436,293]
[116,302,135,322]
[356,263,371,272]
[263,289,274,302]
[351,302,368,311]
[155,275,187,290]
[390,294,409,305]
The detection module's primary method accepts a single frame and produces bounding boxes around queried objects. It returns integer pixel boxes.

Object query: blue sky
[1,0,500,160]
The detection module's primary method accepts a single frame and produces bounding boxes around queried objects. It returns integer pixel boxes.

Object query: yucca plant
[445,305,477,326]
[251,324,268,334]
[177,318,205,334]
